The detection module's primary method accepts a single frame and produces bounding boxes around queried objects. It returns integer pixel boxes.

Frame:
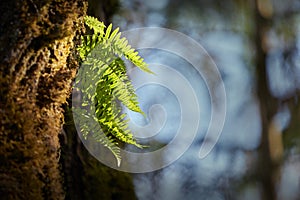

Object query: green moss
[0,0,87,199]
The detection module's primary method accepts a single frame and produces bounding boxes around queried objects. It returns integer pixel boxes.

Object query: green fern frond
[74,16,152,166]
[94,68,143,148]
[103,58,144,114]
[107,27,154,74]
[72,107,122,166]
[84,16,105,34]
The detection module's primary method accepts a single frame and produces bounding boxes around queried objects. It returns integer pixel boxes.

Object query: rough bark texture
[0,0,87,199]
[0,0,138,199]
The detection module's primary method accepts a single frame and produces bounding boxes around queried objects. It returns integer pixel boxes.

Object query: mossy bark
[0,0,87,199]
[0,0,138,199]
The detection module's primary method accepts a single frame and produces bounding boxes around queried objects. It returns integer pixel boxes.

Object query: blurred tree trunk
[283,93,300,151]
[0,0,87,199]
[253,0,277,199]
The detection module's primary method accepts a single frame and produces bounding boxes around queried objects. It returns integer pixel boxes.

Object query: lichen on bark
[0,0,87,199]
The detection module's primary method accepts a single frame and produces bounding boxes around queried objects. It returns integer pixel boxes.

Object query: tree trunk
[254,0,277,199]
[0,0,87,199]
[0,0,138,199]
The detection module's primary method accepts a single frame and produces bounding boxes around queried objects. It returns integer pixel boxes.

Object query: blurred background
[91,0,300,199]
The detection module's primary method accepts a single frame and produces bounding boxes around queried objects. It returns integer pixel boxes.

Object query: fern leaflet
[74,16,152,166]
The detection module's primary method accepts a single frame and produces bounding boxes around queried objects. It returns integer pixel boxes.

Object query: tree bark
[0,0,87,199]
[0,0,138,199]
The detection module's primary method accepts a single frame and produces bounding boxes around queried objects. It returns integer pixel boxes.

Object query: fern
[74,16,152,166]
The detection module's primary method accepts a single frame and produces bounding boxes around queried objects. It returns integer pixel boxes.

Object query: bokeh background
[106,0,300,199]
